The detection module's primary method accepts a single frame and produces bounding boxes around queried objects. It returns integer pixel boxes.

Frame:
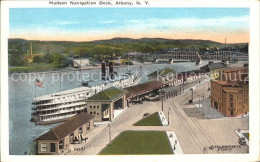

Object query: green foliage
[33,55,44,63]
[8,38,248,71]
[99,131,172,155]
[9,63,56,73]
[133,112,162,126]
[9,55,27,66]
[50,53,66,68]
[43,53,52,63]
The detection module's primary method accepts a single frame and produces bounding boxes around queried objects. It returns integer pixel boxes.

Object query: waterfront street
[62,81,249,155]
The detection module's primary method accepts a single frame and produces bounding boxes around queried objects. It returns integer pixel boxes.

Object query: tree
[43,53,52,63]
[51,53,66,68]
[9,55,27,66]
[33,56,43,63]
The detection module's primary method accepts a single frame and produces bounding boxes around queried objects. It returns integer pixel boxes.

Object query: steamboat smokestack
[101,60,106,80]
[109,61,114,79]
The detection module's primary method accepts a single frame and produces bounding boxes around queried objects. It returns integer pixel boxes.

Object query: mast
[34,81,37,99]
[80,56,82,84]
[140,66,142,78]
[60,73,62,91]
[128,53,130,74]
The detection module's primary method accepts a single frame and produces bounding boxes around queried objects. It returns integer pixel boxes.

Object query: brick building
[210,67,249,117]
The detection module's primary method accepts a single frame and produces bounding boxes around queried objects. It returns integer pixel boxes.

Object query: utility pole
[60,73,62,91]
[108,123,111,146]
[198,95,200,108]
[161,95,164,111]
[191,89,193,101]
[168,108,170,125]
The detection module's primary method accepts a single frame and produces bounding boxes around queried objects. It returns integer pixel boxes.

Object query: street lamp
[207,80,210,91]
[198,95,200,108]
[159,89,166,111]
[168,107,171,125]
[189,88,193,103]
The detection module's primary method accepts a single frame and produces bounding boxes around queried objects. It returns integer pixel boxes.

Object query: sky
[9,8,250,43]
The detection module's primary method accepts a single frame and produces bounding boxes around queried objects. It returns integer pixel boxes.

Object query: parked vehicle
[238,137,246,145]
[143,113,150,117]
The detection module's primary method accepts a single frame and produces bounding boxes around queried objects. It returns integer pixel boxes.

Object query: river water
[9,61,208,155]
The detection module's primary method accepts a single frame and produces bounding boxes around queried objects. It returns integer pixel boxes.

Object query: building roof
[87,87,127,102]
[161,86,178,93]
[200,63,227,71]
[211,79,247,87]
[223,87,243,93]
[211,80,229,85]
[180,69,207,77]
[124,81,164,99]
[148,68,175,77]
[36,112,94,141]
[223,89,242,93]
[222,67,248,73]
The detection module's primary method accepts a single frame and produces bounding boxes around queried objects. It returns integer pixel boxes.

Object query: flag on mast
[35,79,44,88]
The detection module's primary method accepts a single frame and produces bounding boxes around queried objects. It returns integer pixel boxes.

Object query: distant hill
[8,37,248,56]
[89,37,223,45]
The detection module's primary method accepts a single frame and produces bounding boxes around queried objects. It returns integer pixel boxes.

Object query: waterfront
[9,61,209,155]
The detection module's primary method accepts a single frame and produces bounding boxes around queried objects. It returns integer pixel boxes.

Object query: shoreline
[8,63,153,75]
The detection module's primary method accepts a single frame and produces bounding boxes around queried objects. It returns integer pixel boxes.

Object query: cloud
[101,20,117,24]
[51,21,81,25]
[9,15,249,43]
[119,16,249,33]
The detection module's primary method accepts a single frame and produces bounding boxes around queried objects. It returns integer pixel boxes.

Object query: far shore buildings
[210,67,249,117]
[86,87,127,122]
[36,112,94,155]
[148,67,208,87]
[73,58,90,68]
[200,62,227,80]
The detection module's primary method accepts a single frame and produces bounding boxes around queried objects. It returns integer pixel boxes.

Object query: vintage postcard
[1,0,259,161]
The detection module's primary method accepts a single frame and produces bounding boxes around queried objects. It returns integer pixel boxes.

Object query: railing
[37,106,86,117]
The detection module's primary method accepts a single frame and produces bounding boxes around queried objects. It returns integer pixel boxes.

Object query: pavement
[166,131,183,154]
[61,80,249,155]
[164,81,249,154]
[192,96,224,119]
[158,111,168,126]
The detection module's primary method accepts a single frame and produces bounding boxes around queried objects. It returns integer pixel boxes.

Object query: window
[230,103,233,108]
[87,122,90,130]
[229,94,233,102]
[90,112,92,114]
[94,112,96,114]
[69,133,74,144]
[97,113,99,115]
[79,127,82,133]
[90,106,92,108]
[93,106,96,108]
[59,140,64,149]
[97,106,99,108]
[41,143,47,152]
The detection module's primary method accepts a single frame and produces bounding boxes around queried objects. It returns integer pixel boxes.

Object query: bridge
[200,51,248,61]
[148,51,248,62]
